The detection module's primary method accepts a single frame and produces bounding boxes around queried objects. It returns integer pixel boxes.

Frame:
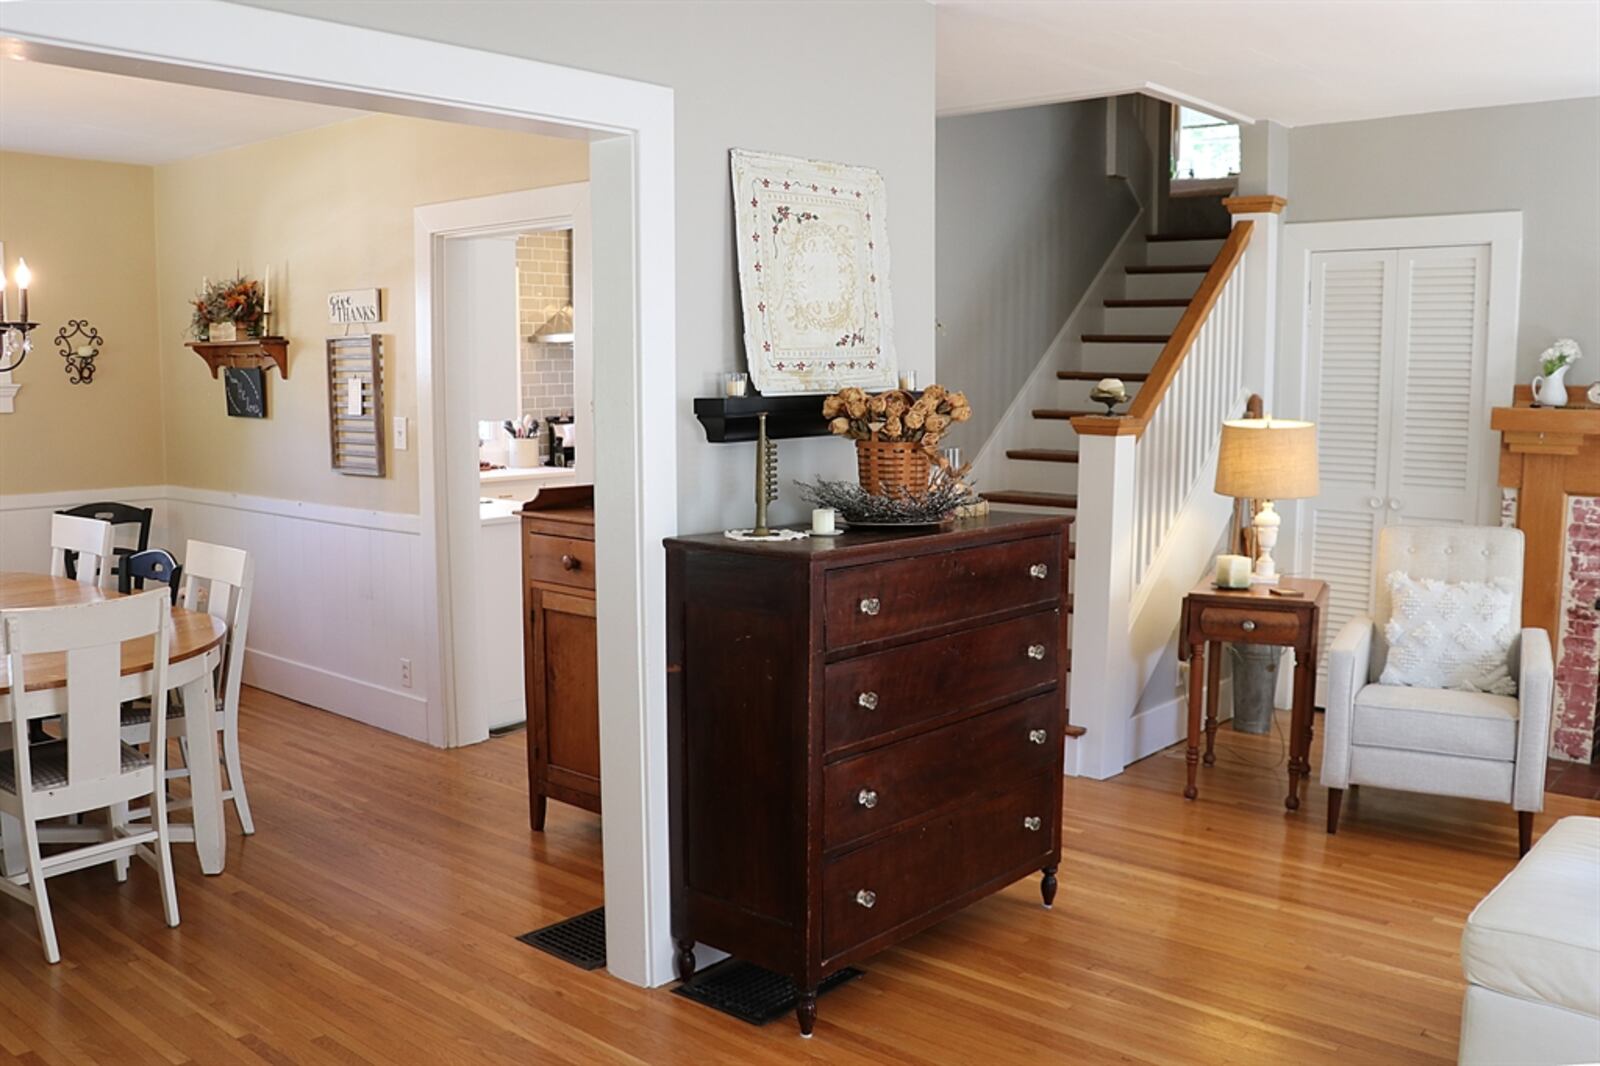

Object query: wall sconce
[0,258,38,373]
[54,320,104,385]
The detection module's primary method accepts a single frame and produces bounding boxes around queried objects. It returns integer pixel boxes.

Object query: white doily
[723,528,810,542]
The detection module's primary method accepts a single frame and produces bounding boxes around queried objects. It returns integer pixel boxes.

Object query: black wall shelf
[694,394,831,443]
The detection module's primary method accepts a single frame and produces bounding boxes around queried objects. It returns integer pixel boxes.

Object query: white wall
[1287,96,1600,382]
[241,0,939,533]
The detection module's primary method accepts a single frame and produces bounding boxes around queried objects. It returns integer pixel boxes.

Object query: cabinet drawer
[1197,605,1299,644]
[823,693,1059,851]
[825,610,1060,753]
[824,535,1060,649]
[822,775,1055,960]
[526,533,595,591]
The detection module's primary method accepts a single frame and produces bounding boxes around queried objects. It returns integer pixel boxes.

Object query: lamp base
[1249,571,1280,586]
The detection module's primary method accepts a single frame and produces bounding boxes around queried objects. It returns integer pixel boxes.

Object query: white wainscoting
[0,485,432,742]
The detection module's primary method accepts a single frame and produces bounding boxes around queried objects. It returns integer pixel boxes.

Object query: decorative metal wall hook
[54,320,104,384]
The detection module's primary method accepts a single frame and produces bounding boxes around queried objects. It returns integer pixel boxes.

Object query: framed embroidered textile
[730,149,897,395]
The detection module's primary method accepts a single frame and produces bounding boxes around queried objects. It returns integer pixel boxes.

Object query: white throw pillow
[1378,571,1517,695]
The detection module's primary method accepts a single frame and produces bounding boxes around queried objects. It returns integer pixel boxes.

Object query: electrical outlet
[399,657,413,688]
[393,416,408,451]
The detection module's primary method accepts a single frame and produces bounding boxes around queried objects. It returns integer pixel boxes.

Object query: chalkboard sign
[224,366,267,418]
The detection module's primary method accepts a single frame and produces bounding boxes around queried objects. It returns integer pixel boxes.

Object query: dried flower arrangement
[821,384,972,470]
[192,275,265,340]
[795,465,980,526]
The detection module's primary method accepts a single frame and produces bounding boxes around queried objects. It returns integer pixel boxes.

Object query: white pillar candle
[811,508,837,535]
[1215,554,1251,589]
[899,369,917,391]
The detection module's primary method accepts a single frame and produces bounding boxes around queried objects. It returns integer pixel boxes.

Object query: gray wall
[936,97,1147,454]
[240,0,936,532]
[1288,96,1600,381]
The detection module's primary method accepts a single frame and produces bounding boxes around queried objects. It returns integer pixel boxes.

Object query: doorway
[2,3,679,987]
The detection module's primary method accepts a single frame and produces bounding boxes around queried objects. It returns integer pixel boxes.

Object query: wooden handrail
[1074,220,1254,439]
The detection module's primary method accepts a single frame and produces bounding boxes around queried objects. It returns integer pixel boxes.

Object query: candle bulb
[0,271,7,322]
[14,259,30,324]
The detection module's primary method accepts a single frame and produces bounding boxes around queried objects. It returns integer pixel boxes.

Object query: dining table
[0,571,231,876]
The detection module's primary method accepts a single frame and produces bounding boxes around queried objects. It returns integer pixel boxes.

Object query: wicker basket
[856,439,932,497]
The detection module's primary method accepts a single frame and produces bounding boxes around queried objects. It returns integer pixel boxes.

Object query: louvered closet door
[1303,250,1399,696]
[1386,245,1490,528]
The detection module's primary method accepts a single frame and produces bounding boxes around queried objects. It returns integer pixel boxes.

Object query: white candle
[811,508,837,535]
[1215,554,1251,589]
[0,271,7,321]
[899,369,917,391]
[14,259,29,323]
[262,265,271,314]
[724,372,748,397]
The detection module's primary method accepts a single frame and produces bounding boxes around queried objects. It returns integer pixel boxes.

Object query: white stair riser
[1142,238,1225,267]
[992,463,1080,496]
[1102,305,1186,333]
[1124,271,1206,300]
[1080,341,1165,374]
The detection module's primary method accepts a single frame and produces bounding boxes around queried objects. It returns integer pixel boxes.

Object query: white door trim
[1277,210,1522,570]
[0,0,679,989]
[415,184,591,750]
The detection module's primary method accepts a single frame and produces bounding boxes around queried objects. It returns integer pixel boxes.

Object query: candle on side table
[811,508,837,535]
[1215,554,1251,589]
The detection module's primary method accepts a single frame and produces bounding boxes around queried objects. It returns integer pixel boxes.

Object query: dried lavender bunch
[795,467,980,525]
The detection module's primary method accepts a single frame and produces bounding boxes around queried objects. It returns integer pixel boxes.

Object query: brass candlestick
[753,412,779,536]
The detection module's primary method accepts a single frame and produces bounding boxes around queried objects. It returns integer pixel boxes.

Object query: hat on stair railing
[1089,378,1129,416]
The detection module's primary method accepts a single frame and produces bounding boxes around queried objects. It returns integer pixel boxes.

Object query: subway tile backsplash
[516,229,573,464]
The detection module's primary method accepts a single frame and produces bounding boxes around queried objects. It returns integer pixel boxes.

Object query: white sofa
[1459,816,1600,1066]
[1320,525,1553,855]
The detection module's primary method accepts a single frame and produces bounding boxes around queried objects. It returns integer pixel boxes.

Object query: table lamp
[1214,417,1319,584]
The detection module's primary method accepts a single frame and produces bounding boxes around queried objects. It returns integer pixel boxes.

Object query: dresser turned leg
[796,989,817,1037]
[1040,865,1059,909]
[673,939,696,984]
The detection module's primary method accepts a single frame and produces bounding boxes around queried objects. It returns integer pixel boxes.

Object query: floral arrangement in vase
[192,274,266,342]
[1533,338,1583,408]
[821,383,974,500]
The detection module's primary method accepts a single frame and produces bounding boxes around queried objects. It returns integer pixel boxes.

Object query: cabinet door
[531,587,601,795]
[1387,245,1491,528]
[1303,250,1398,691]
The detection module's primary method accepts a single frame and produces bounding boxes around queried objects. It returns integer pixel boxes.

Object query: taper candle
[14,259,29,323]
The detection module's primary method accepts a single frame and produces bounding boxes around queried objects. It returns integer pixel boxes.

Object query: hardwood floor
[3,688,1594,1065]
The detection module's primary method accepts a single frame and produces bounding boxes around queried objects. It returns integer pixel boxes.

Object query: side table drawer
[823,693,1059,850]
[1197,605,1299,644]
[821,775,1055,961]
[824,609,1061,753]
[824,534,1060,650]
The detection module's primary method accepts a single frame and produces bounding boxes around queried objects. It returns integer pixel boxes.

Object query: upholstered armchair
[1321,526,1553,855]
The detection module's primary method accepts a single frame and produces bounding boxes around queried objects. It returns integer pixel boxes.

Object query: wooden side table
[1178,576,1328,809]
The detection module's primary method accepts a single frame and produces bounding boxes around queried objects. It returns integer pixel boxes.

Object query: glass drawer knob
[1028,728,1047,745]
[859,597,881,616]
[1023,816,1042,832]
[857,788,878,809]
[1029,563,1049,579]
[855,889,876,909]
[1027,643,1047,660]
[858,691,879,710]
[1241,619,1257,632]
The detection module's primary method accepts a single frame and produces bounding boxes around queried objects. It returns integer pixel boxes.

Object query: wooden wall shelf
[187,337,290,379]
[693,394,831,442]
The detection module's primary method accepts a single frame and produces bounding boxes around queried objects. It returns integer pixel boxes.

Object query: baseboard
[244,649,430,743]
[1126,677,1234,766]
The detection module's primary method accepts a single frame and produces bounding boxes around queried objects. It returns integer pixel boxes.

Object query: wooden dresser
[665,514,1072,1036]
[521,487,600,829]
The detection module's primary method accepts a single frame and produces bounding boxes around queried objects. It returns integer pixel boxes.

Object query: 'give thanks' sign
[328,288,382,325]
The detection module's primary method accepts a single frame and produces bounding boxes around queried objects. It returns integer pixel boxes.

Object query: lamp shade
[1214,418,1319,500]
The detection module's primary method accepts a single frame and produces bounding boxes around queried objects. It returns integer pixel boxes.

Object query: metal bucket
[1229,643,1279,734]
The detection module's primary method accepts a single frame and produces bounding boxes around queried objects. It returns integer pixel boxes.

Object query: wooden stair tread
[1081,333,1170,344]
[1032,408,1100,420]
[1145,232,1229,243]
[1104,298,1189,308]
[1126,264,1210,274]
[980,490,1078,510]
[1006,449,1079,463]
[1057,370,1149,381]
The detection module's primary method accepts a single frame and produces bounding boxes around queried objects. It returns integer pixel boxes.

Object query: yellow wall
[152,114,589,512]
[0,151,165,494]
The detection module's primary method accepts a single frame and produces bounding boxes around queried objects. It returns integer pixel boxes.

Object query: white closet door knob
[1368,497,1382,509]
[1387,498,1402,511]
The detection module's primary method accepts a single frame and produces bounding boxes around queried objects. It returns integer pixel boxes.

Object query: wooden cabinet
[665,514,1072,1036]
[522,487,600,830]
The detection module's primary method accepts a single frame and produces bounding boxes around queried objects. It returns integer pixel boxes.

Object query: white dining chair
[122,540,256,835]
[49,513,114,587]
[0,591,181,964]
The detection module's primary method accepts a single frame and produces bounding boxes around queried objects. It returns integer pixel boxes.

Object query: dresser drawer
[823,693,1059,851]
[1197,605,1298,644]
[526,533,595,591]
[824,535,1060,649]
[821,775,1055,960]
[824,610,1061,753]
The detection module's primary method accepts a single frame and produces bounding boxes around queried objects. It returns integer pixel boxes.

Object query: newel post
[1221,195,1286,405]
[1066,426,1140,780]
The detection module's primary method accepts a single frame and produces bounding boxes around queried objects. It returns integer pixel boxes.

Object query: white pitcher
[1532,364,1571,407]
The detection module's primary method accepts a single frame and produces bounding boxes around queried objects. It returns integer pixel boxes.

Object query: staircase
[979,231,1229,517]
